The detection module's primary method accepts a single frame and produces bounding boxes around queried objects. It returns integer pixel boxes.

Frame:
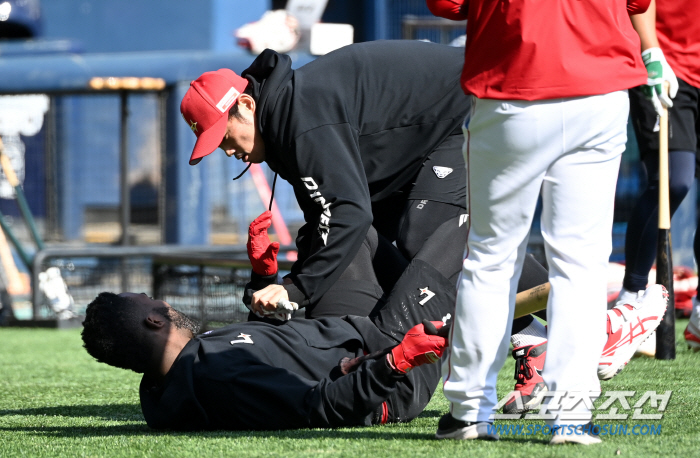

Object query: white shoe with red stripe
[685,297,700,352]
[598,284,669,380]
[685,322,700,351]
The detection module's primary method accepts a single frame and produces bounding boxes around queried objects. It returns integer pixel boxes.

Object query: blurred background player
[618,0,700,354]
[427,0,664,445]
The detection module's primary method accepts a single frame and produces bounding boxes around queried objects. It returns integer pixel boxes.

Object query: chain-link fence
[30,246,295,329]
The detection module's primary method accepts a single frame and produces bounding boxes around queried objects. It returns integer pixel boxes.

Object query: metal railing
[31,245,274,322]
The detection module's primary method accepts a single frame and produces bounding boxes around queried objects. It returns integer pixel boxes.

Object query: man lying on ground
[81,219,464,431]
[81,218,667,432]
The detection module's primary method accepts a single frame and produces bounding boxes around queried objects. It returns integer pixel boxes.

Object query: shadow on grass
[0,422,540,444]
[418,409,443,418]
[0,405,540,443]
[0,404,142,421]
[0,424,443,441]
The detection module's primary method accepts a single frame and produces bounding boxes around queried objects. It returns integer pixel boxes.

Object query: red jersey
[427,0,650,100]
[656,0,700,88]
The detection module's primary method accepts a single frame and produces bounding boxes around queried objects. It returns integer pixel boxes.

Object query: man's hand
[388,320,448,374]
[641,47,678,115]
[247,211,280,276]
[251,284,293,318]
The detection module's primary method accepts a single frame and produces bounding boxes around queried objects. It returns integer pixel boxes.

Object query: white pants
[442,91,629,426]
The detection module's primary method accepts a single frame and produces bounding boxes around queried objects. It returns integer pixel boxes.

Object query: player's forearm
[243,271,280,307]
[286,211,373,306]
[309,357,403,428]
[630,0,658,51]
[282,280,308,307]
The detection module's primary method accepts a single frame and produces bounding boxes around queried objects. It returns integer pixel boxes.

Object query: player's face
[118,292,200,335]
[219,95,265,164]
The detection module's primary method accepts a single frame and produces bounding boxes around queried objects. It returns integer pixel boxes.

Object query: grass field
[1,320,698,457]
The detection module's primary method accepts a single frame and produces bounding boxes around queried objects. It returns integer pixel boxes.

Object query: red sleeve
[426,0,468,21]
[627,0,651,15]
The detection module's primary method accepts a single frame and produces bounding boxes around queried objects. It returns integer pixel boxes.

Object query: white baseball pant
[442,90,629,426]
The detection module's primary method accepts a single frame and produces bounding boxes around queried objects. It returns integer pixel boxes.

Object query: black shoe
[435,413,499,440]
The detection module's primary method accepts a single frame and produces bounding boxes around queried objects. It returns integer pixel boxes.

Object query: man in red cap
[181,68,261,166]
[181,40,471,318]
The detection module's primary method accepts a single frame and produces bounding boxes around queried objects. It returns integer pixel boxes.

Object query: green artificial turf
[1,320,698,457]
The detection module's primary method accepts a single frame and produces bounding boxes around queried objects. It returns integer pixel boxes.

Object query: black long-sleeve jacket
[241,40,468,307]
[139,316,402,431]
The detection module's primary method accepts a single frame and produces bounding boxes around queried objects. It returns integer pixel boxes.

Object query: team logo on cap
[433,166,453,179]
[216,87,241,113]
[189,120,198,133]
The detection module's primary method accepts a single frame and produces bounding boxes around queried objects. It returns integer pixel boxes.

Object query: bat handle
[339,347,393,375]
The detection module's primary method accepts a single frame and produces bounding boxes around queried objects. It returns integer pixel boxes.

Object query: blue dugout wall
[0,0,695,267]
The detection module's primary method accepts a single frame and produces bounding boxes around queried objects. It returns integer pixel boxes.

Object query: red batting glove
[247,211,280,276]
[388,321,447,374]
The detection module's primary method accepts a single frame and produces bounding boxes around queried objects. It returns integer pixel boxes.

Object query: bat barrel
[655,84,675,360]
[655,230,676,359]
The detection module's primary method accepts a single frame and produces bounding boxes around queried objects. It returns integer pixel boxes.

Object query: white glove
[267,298,298,321]
[641,47,679,115]
[247,298,298,322]
[38,267,75,319]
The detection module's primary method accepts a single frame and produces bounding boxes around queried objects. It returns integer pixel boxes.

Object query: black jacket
[139,316,402,431]
[242,40,468,307]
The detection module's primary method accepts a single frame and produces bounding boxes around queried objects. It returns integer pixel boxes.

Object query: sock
[615,287,639,308]
[511,318,547,348]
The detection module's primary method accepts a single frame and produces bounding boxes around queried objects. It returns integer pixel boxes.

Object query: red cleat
[502,342,547,414]
[598,284,668,380]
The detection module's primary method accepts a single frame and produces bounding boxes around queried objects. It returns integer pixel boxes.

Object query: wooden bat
[0,144,44,251]
[339,282,551,374]
[0,220,26,296]
[0,137,33,269]
[655,82,676,360]
[0,136,75,319]
[513,281,550,319]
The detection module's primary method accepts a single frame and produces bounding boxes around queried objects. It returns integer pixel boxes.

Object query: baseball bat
[655,82,676,360]
[338,282,551,373]
[0,205,33,270]
[0,141,44,251]
[0,138,33,270]
[513,281,550,319]
[0,136,75,319]
[0,217,26,295]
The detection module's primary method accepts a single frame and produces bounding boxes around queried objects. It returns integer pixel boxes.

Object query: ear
[238,94,256,113]
[145,312,167,330]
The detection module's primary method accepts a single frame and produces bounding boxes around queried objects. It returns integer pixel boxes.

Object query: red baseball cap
[180,69,249,165]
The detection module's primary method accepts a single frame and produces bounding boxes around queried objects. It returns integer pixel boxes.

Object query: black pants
[310,132,468,317]
[623,80,700,294]
[372,132,467,263]
[367,217,549,423]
